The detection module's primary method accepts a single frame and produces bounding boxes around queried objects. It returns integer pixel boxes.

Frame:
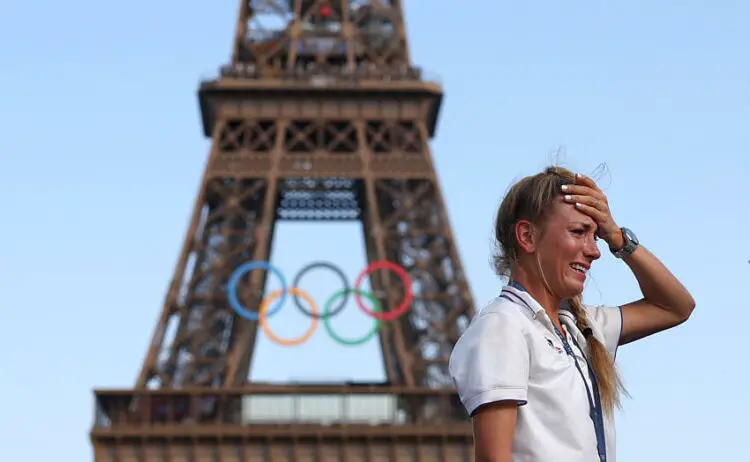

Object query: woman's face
[536,198,602,298]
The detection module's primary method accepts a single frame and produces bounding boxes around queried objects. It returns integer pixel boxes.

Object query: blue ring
[227,261,287,321]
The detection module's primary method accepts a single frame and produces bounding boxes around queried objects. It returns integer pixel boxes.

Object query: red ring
[353,261,413,321]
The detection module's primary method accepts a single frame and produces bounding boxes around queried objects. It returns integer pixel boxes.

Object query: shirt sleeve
[449,310,530,416]
[584,305,623,358]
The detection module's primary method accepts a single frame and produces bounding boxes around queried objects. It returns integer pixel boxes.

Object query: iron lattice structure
[91,1,476,460]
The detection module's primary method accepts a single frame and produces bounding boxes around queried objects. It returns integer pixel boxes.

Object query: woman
[449,166,695,462]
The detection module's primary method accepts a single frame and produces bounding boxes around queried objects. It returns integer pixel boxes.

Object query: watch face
[623,228,639,245]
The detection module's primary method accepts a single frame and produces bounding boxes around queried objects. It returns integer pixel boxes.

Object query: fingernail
[576,173,582,179]
[565,195,572,201]
[575,203,582,208]
[561,185,568,191]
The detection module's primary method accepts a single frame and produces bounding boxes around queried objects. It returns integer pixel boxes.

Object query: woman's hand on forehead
[560,174,623,250]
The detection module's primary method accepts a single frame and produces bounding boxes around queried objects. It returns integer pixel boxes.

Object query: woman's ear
[514,220,537,254]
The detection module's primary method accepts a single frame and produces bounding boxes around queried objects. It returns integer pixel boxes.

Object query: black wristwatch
[612,227,639,259]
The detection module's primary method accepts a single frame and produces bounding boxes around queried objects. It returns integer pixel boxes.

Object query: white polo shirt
[449,285,623,462]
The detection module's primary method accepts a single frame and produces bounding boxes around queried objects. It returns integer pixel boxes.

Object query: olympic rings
[323,289,381,346]
[225,259,413,347]
[259,288,319,346]
[228,261,287,321]
[353,261,413,321]
[292,261,350,319]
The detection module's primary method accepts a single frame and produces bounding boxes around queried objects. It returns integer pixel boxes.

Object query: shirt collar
[500,282,573,317]
[500,285,544,317]
[500,282,597,352]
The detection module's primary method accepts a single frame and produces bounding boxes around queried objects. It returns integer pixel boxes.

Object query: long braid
[568,295,628,415]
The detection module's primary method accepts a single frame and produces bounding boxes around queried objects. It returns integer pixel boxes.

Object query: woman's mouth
[570,263,588,279]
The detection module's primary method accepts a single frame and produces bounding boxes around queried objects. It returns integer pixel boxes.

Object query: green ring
[322,289,381,346]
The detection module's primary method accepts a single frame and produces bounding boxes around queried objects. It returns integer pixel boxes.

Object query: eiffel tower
[91,1,476,460]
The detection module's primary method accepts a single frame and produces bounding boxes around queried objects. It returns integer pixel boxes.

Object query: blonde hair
[493,165,627,414]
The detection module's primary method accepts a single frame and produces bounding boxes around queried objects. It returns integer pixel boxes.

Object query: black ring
[292,261,350,319]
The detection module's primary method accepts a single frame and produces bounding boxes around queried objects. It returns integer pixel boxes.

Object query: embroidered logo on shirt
[546,337,563,354]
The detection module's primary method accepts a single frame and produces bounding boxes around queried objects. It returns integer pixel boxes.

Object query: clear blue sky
[1,1,748,461]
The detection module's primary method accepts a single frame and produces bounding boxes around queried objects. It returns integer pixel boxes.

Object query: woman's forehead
[550,200,597,228]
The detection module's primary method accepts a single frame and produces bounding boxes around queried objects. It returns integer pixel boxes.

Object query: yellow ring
[258,288,319,346]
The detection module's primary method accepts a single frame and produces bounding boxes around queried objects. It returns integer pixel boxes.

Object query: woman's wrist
[607,227,625,252]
